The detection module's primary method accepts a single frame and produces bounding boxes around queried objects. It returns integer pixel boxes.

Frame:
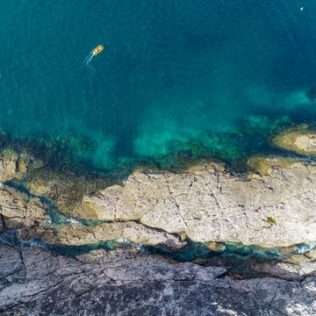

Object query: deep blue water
[1,0,316,172]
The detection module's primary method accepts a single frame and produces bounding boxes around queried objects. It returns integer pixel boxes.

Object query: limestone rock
[77,159,316,248]
[72,185,123,220]
[305,249,316,260]
[8,157,316,250]
[4,154,316,252]
[116,172,171,221]
[247,156,296,176]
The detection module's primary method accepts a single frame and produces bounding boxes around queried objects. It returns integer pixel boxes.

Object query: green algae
[45,239,286,261]
[143,240,285,263]
[0,110,298,179]
[1,148,18,159]
[266,216,277,226]
[133,113,294,173]
[48,240,129,257]
[2,225,315,278]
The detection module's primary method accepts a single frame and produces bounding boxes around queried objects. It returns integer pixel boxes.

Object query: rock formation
[0,141,316,314]
[273,126,316,155]
[51,158,316,249]
[0,244,315,315]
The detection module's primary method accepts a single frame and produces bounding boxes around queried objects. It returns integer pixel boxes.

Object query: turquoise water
[1,0,316,172]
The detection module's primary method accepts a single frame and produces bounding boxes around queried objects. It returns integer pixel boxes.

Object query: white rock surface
[80,160,316,247]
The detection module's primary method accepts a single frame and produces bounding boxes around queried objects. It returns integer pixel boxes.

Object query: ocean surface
[1,0,316,173]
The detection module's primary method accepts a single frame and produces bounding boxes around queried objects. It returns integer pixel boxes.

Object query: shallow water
[1,0,316,172]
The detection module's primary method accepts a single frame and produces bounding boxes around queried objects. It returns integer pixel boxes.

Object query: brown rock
[0,186,47,228]
[27,171,110,217]
[42,221,184,251]
[72,185,123,220]
[0,150,18,181]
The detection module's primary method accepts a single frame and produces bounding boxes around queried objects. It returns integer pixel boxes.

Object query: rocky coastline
[1,128,316,315]
[0,243,316,315]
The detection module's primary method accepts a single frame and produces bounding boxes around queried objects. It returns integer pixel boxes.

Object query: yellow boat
[92,44,104,56]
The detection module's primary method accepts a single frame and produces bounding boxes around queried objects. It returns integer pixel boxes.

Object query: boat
[92,44,104,56]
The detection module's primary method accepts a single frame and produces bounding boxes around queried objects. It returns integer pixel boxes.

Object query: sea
[1,0,316,174]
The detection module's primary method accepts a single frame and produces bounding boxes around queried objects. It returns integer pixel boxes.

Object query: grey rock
[0,244,23,279]
[0,244,316,316]
[0,244,25,292]
[0,215,3,231]
[251,252,316,281]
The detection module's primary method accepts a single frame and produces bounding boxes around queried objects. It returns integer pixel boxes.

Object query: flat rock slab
[1,158,316,250]
[75,160,316,248]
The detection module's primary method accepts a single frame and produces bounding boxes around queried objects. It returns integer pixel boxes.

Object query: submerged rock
[273,126,316,155]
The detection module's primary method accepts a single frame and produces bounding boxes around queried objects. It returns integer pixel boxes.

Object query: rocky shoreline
[2,155,316,250]
[0,244,315,315]
[0,128,316,314]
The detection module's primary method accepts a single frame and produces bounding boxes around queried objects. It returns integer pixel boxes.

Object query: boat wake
[84,52,94,65]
